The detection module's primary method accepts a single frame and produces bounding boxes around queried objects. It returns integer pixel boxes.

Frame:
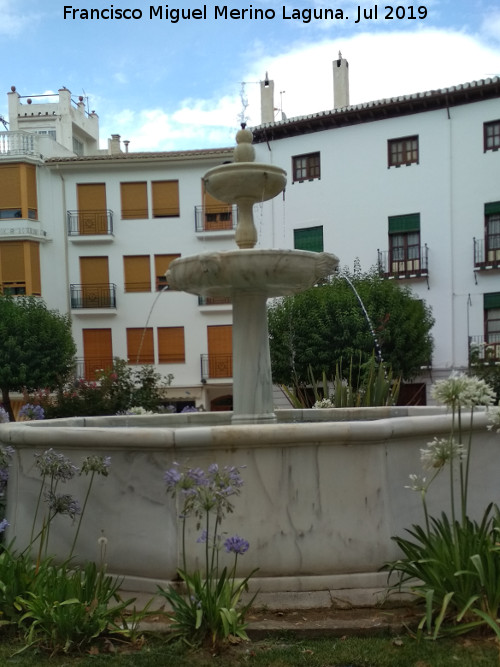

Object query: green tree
[0,296,76,421]
[268,266,434,393]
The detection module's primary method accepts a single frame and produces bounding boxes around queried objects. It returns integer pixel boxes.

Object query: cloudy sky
[2,0,500,150]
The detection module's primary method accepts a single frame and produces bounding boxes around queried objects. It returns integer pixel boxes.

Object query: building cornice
[251,77,500,143]
[45,147,233,168]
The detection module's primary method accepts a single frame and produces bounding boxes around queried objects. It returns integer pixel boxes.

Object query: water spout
[342,274,383,365]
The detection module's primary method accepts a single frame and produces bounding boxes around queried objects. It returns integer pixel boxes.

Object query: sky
[2,0,500,151]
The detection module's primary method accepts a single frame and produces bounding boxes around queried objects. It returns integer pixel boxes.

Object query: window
[127,328,154,364]
[35,129,56,140]
[292,152,320,182]
[484,120,500,152]
[154,254,180,291]
[388,214,421,272]
[152,181,179,217]
[121,182,148,219]
[485,202,500,262]
[73,136,84,156]
[76,183,108,234]
[484,294,500,345]
[0,241,41,296]
[158,327,185,363]
[82,328,113,380]
[388,136,419,167]
[294,226,324,252]
[0,163,38,220]
[123,255,151,292]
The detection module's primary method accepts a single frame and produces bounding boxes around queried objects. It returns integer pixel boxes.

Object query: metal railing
[67,210,113,236]
[469,335,500,363]
[195,205,237,232]
[200,354,233,380]
[0,131,38,157]
[198,296,232,306]
[473,236,500,268]
[73,357,114,381]
[70,283,117,309]
[377,245,429,277]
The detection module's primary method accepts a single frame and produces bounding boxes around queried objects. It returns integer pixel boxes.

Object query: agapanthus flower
[224,535,249,555]
[117,406,154,416]
[313,398,335,409]
[0,407,9,424]
[196,529,208,543]
[487,405,500,433]
[34,448,79,481]
[0,518,9,533]
[404,473,429,492]
[19,403,45,421]
[431,373,496,408]
[81,455,111,476]
[420,437,466,470]
[45,491,81,519]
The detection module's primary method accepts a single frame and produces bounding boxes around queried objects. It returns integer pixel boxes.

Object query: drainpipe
[56,166,72,316]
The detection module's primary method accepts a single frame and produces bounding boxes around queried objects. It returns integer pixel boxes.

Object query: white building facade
[1,74,499,408]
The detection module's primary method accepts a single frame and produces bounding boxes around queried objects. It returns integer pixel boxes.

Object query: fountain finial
[234,125,255,163]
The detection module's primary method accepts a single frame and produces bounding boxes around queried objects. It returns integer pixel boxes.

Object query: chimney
[260,73,275,124]
[108,134,122,155]
[333,53,349,109]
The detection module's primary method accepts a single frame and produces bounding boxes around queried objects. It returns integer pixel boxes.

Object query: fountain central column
[231,293,275,424]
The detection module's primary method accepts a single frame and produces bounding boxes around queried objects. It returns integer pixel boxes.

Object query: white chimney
[260,73,275,124]
[333,53,349,109]
[108,134,122,155]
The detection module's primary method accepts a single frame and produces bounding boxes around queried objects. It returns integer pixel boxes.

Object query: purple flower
[164,465,182,489]
[0,407,9,424]
[34,449,79,481]
[81,455,111,476]
[19,403,45,421]
[224,535,249,555]
[44,491,81,519]
[197,530,208,543]
[0,518,9,533]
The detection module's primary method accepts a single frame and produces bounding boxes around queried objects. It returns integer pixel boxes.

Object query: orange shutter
[154,254,180,290]
[158,327,185,363]
[83,329,113,380]
[127,328,154,364]
[202,180,232,230]
[123,255,151,292]
[152,181,179,217]
[207,325,232,378]
[0,164,22,213]
[26,242,41,295]
[79,257,110,307]
[77,183,107,234]
[121,182,148,219]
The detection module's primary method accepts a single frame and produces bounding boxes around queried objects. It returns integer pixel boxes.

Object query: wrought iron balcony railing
[67,210,113,236]
[0,131,38,158]
[70,283,117,309]
[377,245,429,279]
[74,357,114,381]
[198,296,232,306]
[195,205,237,233]
[469,335,500,363]
[200,354,233,380]
[473,236,500,269]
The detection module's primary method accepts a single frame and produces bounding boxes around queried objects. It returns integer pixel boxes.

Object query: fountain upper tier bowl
[166,248,339,298]
[204,162,287,205]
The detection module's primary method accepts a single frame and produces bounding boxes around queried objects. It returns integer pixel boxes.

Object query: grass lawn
[0,632,498,666]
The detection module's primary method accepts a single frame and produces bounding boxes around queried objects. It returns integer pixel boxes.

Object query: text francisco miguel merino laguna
[63,4,429,23]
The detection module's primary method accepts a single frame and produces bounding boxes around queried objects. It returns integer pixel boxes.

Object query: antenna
[82,89,90,114]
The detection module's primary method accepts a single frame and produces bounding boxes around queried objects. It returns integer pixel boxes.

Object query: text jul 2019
[63,5,429,24]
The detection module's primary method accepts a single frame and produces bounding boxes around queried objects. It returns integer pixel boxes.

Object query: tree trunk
[1,387,14,422]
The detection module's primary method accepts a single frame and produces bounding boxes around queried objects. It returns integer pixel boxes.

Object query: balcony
[74,357,114,381]
[473,236,500,270]
[70,284,117,311]
[0,131,39,159]
[198,295,232,309]
[200,354,233,380]
[469,335,500,363]
[195,205,237,234]
[377,245,429,280]
[67,210,114,240]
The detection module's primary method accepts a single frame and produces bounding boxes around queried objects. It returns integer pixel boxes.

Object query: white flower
[405,473,428,492]
[312,398,335,409]
[487,405,500,433]
[420,437,466,470]
[431,373,495,408]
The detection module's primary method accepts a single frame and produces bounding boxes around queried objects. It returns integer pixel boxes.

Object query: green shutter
[485,202,500,216]
[388,213,420,234]
[484,293,500,309]
[294,226,324,252]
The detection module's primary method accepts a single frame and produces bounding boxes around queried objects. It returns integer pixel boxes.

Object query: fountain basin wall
[2,408,498,602]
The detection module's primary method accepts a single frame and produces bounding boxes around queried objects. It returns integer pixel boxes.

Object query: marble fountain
[2,129,500,607]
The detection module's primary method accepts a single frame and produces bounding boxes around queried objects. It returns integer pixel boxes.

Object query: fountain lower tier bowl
[204,163,287,204]
[166,249,339,298]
